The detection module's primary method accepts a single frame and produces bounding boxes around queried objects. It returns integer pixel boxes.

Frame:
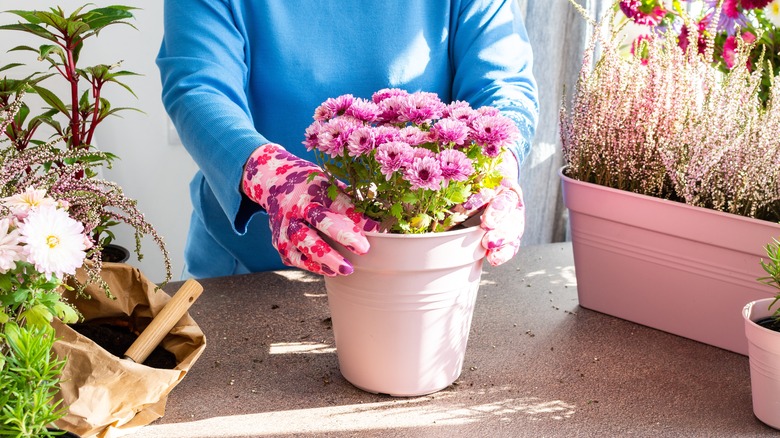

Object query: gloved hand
[242,143,379,276]
[461,151,525,266]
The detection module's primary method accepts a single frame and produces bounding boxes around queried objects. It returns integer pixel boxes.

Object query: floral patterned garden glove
[242,143,379,276]
[462,151,525,266]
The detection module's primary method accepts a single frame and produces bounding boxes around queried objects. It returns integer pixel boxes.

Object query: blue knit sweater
[157,0,539,278]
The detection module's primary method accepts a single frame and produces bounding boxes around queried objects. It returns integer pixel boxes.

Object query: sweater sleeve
[450,0,539,180]
[157,0,264,233]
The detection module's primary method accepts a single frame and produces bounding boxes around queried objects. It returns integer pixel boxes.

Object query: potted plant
[743,237,780,430]
[559,0,780,355]
[0,4,142,262]
[0,4,206,436]
[300,88,519,396]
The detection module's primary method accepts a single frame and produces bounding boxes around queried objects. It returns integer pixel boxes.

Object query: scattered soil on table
[70,319,177,369]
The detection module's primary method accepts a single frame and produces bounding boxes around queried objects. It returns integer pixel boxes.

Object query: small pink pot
[743,298,780,429]
[323,226,486,397]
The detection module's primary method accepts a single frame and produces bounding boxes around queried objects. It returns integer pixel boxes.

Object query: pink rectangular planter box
[561,169,780,355]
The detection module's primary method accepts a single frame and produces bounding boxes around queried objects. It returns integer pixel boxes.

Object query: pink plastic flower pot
[561,168,780,355]
[323,226,486,397]
[743,298,780,429]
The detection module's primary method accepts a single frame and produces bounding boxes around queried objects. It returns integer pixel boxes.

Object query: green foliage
[759,237,780,321]
[0,322,67,437]
[0,4,140,245]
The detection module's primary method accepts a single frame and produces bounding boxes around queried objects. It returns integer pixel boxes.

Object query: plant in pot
[0,89,179,436]
[0,4,142,263]
[295,88,520,396]
[559,0,780,355]
[0,4,206,435]
[743,237,780,430]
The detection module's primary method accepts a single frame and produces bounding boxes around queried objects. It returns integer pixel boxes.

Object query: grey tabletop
[128,242,775,438]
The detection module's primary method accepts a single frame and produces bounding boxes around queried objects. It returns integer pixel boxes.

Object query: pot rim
[364,224,483,239]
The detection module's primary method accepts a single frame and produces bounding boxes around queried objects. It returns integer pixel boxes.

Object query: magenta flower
[318,119,357,157]
[303,122,323,151]
[403,156,443,191]
[619,0,667,26]
[344,98,379,123]
[470,114,518,157]
[722,31,757,69]
[373,125,399,147]
[430,117,469,146]
[412,147,436,160]
[375,141,414,180]
[398,92,446,125]
[438,149,474,183]
[741,0,772,8]
[398,126,429,146]
[346,126,376,157]
[371,87,408,104]
[702,0,749,34]
[376,95,406,124]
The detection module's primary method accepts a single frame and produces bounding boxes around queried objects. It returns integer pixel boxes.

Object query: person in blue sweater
[157,0,538,279]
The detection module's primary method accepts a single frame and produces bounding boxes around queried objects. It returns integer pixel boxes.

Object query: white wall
[1,1,196,282]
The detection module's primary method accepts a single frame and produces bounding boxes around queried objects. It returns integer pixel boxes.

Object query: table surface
[126,242,775,438]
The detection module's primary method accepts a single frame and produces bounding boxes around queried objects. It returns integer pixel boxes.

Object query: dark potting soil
[756,316,780,332]
[70,320,177,369]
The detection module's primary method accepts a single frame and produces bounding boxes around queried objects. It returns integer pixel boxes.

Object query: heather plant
[304,89,515,233]
[561,1,780,222]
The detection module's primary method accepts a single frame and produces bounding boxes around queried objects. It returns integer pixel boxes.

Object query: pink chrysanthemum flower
[470,115,519,157]
[412,147,436,160]
[404,156,444,191]
[318,119,357,157]
[346,126,376,157]
[398,126,429,146]
[438,149,474,183]
[344,98,380,123]
[443,100,475,121]
[375,141,414,180]
[371,87,408,104]
[19,205,88,279]
[325,94,355,116]
[303,121,323,151]
[430,117,469,145]
[373,125,399,147]
[2,187,58,219]
[376,95,407,124]
[0,217,23,274]
[398,92,446,125]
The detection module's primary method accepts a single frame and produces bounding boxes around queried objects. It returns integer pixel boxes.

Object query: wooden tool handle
[124,279,203,364]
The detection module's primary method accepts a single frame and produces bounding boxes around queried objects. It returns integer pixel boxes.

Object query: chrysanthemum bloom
[2,187,58,219]
[303,122,323,151]
[344,98,379,123]
[324,94,355,117]
[373,125,399,147]
[438,149,474,183]
[375,141,414,180]
[346,127,376,157]
[413,147,436,160]
[404,156,444,191]
[430,117,470,146]
[470,115,518,157]
[398,126,429,146]
[398,92,446,125]
[0,217,23,273]
[619,0,667,26]
[318,119,357,157]
[766,0,780,26]
[19,206,88,279]
[376,95,406,124]
[371,87,408,104]
[443,100,475,122]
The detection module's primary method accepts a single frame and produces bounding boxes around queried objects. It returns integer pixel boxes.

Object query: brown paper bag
[51,263,207,438]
